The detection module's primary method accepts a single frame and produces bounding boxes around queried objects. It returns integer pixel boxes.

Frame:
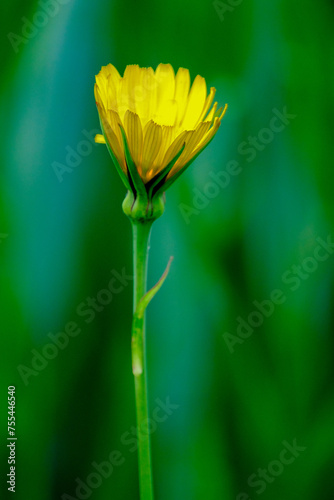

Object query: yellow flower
[94,63,227,193]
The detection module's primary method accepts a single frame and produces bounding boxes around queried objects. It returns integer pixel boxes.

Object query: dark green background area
[1,0,334,499]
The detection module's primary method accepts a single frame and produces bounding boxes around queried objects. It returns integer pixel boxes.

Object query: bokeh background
[1,0,334,498]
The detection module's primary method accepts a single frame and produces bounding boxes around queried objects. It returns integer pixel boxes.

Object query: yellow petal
[174,68,190,126]
[96,64,121,111]
[123,64,140,80]
[94,83,104,109]
[185,121,211,155]
[97,104,125,172]
[155,63,175,104]
[154,125,175,169]
[123,65,141,113]
[101,63,121,80]
[204,101,218,123]
[175,121,211,169]
[219,103,228,119]
[106,73,121,112]
[117,78,131,122]
[114,66,142,121]
[199,87,216,122]
[181,75,207,130]
[153,99,178,127]
[142,120,163,181]
[136,67,157,127]
[124,110,143,169]
[191,117,221,158]
[107,109,125,156]
[95,134,106,144]
[162,129,190,170]
[154,64,176,126]
[129,67,146,121]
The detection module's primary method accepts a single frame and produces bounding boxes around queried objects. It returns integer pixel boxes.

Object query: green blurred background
[1,0,334,498]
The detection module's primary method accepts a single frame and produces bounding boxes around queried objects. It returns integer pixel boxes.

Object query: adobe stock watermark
[236,439,306,499]
[17,267,133,386]
[7,0,72,54]
[52,128,100,182]
[213,0,243,22]
[223,235,334,353]
[61,396,180,500]
[179,107,296,224]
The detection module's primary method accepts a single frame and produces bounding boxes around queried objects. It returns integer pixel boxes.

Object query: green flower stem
[131,219,154,500]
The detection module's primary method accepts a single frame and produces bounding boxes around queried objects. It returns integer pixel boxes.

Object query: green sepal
[154,134,217,199]
[122,189,165,222]
[146,193,165,219]
[99,117,131,191]
[145,143,186,200]
[119,125,147,202]
[122,190,135,217]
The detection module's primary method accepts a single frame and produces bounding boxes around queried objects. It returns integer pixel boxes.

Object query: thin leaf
[131,256,174,376]
[135,256,174,320]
